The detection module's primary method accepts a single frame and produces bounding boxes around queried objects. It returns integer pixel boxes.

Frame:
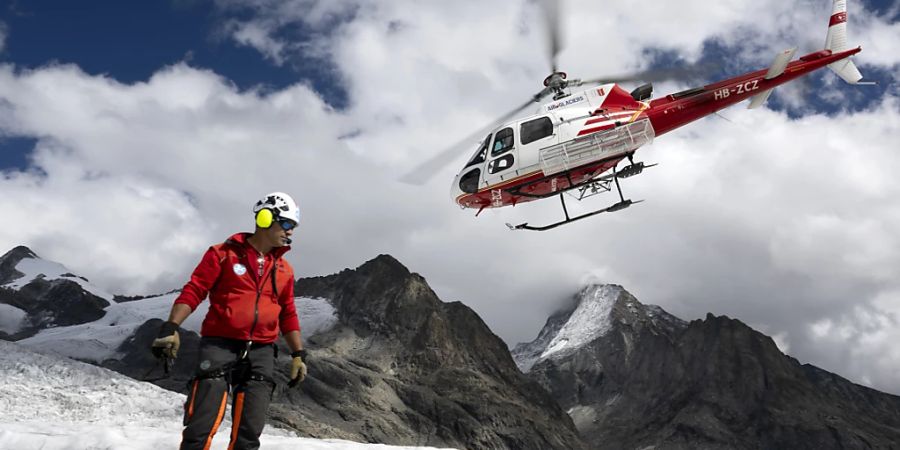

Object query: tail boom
[646,0,870,135]
[646,47,861,136]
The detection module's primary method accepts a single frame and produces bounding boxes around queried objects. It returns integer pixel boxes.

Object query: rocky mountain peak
[0,245,39,285]
[292,255,586,449]
[513,283,684,372]
[541,284,624,359]
[512,284,623,372]
[0,246,109,338]
[299,255,526,377]
[520,288,900,449]
[298,254,440,340]
[356,254,410,278]
[1,245,38,261]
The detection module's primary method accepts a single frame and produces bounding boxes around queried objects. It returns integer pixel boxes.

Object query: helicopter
[402,0,872,231]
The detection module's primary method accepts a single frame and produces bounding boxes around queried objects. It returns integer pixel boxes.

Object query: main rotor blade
[399,91,549,185]
[572,63,717,87]
[540,0,563,73]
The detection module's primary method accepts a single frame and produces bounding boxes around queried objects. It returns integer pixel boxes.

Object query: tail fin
[824,0,866,84]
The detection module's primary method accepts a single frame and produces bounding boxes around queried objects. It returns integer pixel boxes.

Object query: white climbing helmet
[253,192,300,226]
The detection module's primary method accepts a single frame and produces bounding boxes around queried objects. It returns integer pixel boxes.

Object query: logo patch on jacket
[233,263,247,276]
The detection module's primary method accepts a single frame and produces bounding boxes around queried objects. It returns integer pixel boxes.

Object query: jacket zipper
[243,257,270,359]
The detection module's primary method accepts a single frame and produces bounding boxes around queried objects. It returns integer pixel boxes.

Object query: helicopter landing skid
[507,165,643,231]
[506,195,643,231]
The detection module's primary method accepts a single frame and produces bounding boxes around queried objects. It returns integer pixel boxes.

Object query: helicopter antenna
[714,111,733,123]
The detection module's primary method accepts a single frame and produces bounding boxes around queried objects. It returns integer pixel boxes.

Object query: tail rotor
[824,0,872,85]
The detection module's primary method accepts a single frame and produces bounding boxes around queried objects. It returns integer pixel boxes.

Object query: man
[151,192,308,450]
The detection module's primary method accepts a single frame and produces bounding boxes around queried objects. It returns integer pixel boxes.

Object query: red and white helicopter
[403,0,872,231]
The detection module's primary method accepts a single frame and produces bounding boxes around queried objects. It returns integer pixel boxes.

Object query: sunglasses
[277,219,297,231]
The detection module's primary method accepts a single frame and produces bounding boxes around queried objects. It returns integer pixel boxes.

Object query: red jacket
[174,233,300,344]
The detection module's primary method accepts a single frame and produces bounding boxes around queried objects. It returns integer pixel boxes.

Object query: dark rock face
[0,245,37,285]
[0,246,108,339]
[0,284,109,341]
[102,318,202,393]
[285,254,585,450]
[14,278,109,327]
[113,290,180,303]
[518,285,900,449]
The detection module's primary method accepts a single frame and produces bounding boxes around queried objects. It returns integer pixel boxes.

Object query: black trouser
[180,337,276,450]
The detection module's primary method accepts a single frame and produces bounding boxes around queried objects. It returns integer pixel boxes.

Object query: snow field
[0,341,452,450]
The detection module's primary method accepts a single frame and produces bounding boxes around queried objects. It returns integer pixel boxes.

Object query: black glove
[288,349,308,388]
[151,321,181,359]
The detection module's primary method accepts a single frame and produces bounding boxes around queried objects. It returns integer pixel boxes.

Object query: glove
[288,349,308,388]
[151,321,181,359]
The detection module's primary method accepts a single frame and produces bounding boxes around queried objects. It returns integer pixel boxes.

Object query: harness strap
[191,357,275,386]
[196,367,229,380]
[248,373,277,396]
[249,373,275,384]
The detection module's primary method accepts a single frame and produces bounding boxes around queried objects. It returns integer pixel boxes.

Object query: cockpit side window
[465,133,491,169]
[459,168,481,194]
[520,116,553,145]
[491,127,514,157]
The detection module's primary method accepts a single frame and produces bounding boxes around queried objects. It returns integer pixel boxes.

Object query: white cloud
[851,4,900,67]
[0,141,209,293]
[228,21,288,65]
[212,0,360,66]
[1,0,900,396]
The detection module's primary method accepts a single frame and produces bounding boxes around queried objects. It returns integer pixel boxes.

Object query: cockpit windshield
[464,133,491,169]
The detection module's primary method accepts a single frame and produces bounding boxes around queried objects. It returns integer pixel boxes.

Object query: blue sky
[0,0,348,170]
[1,0,900,395]
[1,0,894,170]
[0,0,346,96]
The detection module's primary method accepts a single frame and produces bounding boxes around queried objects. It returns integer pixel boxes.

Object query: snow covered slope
[1,247,114,300]
[0,303,27,334]
[512,285,623,372]
[1,246,338,356]
[18,293,337,362]
[541,284,621,360]
[512,284,686,372]
[0,340,452,450]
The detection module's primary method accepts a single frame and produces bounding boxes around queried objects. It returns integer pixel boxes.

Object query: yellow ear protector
[256,208,275,228]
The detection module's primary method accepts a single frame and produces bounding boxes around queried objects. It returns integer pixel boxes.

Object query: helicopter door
[516,116,557,170]
[483,127,518,187]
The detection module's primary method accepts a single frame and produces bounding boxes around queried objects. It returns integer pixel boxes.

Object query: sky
[1,0,900,395]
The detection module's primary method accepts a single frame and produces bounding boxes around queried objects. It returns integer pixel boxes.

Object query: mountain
[9,244,898,449]
[0,246,111,339]
[513,284,900,449]
[0,245,36,284]
[0,245,339,393]
[283,254,585,449]
[1,247,584,450]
